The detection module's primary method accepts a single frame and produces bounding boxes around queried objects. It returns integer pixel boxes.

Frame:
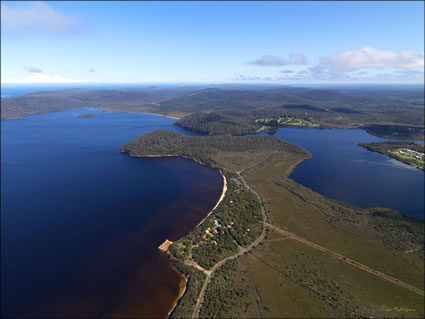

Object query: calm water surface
[272,128,424,219]
[1,109,223,317]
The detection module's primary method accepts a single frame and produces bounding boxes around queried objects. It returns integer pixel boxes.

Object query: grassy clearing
[243,157,424,290]
[388,150,424,170]
[256,117,320,127]
[204,233,424,318]
[195,150,423,318]
[360,142,424,171]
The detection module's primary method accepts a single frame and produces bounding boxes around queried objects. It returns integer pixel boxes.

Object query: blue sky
[1,1,424,84]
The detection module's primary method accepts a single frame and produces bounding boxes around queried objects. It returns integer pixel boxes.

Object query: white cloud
[249,55,287,66]
[250,53,307,66]
[2,73,89,84]
[25,66,43,73]
[234,75,274,81]
[88,69,95,72]
[321,46,424,69]
[278,65,424,83]
[1,1,81,34]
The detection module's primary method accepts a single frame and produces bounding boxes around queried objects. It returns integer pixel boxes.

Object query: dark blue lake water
[272,128,424,219]
[1,109,223,317]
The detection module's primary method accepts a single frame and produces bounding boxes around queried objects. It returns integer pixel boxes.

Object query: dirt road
[192,171,267,318]
[190,161,423,318]
[267,223,424,297]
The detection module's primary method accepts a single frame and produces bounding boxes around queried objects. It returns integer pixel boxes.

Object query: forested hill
[175,112,259,135]
[120,130,310,168]
[0,87,200,119]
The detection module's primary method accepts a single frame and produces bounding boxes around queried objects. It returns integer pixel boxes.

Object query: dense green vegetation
[120,130,308,169]
[175,112,258,135]
[256,116,320,128]
[198,260,253,318]
[191,180,262,269]
[167,177,264,318]
[365,125,425,141]
[0,87,200,119]
[360,141,425,170]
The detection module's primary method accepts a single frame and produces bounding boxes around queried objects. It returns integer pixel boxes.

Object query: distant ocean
[0,83,184,98]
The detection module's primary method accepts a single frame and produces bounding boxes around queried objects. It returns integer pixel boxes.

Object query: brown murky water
[4,157,222,318]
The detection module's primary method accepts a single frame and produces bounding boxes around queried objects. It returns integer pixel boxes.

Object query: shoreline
[358,143,424,172]
[98,108,181,120]
[127,153,228,317]
[166,168,227,317]
[195,170,227,228]
[167,263,188,317]
[137,111,180,120]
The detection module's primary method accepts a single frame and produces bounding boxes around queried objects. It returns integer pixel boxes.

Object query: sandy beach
[166,170,227,317]
[99,108,180,120]
[167,270,188,316]
[140,112,180,120]
[123,152,227,317]
[195,171,227,228]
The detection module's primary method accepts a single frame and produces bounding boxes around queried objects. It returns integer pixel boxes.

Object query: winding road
[192,170,267,318]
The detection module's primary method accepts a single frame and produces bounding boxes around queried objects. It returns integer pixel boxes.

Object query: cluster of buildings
[398,148,425,160]
[195,219,234,247]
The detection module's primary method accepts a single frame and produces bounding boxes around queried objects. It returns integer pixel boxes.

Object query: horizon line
[1,82,424,86]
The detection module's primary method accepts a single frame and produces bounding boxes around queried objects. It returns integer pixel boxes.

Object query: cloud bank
[242,47,424,83]
[249,55,287,66]
[1,1,81,34]
[250,53,306,66]
[321,46,424,69]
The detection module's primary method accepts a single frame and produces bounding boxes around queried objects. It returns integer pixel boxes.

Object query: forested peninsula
[360,141,425,171]
[121,130,424,318]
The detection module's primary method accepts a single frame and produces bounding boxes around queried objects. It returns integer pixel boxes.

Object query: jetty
[158,239,173,252]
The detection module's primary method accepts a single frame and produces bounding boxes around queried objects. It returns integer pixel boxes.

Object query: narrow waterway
[272,127,424,219]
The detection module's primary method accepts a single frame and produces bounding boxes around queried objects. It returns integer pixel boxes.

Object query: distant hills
[1,85,423,139]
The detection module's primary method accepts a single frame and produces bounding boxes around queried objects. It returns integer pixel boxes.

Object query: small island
[76,113,95,117]
[360,141,424,171]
